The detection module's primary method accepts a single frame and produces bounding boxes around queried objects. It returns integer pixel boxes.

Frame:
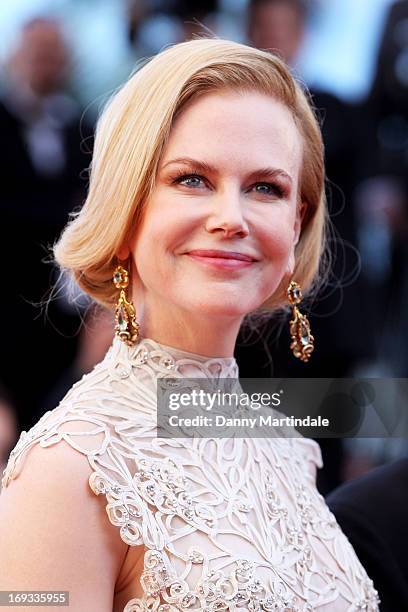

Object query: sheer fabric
[2,337,380,611]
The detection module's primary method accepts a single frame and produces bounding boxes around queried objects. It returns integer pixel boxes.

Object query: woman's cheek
[263,230,294,262]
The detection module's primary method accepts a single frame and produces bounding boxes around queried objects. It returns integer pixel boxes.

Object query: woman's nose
[205,191,249,238]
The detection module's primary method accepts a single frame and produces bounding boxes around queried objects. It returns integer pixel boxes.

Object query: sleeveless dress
[1,336,380,611]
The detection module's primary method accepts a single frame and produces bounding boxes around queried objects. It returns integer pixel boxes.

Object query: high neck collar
[109,335,239,380]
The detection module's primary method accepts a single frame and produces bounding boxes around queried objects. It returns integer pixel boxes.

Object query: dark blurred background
[0,0,407,497]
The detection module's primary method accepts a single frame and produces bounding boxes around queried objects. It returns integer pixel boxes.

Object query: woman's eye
[174,174,206,188]
[253,182,284,197]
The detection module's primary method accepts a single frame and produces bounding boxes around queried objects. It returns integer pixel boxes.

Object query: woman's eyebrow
[161,157,293,184]
[246,167,293,184]
[162,157,216,174]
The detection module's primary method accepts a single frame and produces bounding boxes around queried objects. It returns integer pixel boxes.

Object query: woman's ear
[286,200,306,277]
[293,200,306,247]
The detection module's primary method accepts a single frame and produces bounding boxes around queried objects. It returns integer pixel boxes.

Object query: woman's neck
[134,301,243,358]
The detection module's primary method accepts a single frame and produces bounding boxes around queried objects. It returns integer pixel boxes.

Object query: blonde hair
[54,37,328,312]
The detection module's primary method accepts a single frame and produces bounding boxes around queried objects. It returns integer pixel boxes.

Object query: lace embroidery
[1,337,380,611]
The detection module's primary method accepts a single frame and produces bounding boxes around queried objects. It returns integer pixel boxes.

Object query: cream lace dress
[1,336,380,611]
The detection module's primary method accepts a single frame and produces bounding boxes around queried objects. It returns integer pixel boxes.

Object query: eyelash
[169,172,286,198]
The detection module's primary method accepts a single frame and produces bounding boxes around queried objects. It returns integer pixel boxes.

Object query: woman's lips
[185,250,256,270]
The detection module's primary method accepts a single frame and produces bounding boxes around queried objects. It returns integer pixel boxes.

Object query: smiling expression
[122,90,304,319]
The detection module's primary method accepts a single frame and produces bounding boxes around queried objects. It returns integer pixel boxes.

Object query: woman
[0,39,379,611]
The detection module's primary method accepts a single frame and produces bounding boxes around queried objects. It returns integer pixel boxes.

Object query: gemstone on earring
[300,320,310,345]
[288,282,302,304]
[113,265,129,289]
[117,304,128,331]
[113,270,123,285]
[292,287,301,300]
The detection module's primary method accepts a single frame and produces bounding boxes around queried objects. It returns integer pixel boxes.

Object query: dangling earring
[287,280,314,362]
[113,264,140,346]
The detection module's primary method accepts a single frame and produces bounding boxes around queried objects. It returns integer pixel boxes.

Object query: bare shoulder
[0,440,129,611]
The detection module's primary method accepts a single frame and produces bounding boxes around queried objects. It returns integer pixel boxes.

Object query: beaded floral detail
[1,337,380,611]
[124,553,309,611]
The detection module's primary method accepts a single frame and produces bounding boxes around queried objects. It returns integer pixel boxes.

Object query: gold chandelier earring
[287,280,314,362]
[113,264,140,346]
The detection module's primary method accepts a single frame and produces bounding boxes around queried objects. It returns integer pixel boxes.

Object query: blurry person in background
[355,0,408,378]
[7,17,68,98]
[0,386,18,493]
[248,0,307,66]
[339,0,408,479]
[326,457,408,611]
[0,17,93,432]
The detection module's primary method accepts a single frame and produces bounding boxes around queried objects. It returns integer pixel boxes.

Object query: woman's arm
[0,441,129,611]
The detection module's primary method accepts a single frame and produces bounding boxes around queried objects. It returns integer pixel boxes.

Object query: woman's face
[123,90,304,321]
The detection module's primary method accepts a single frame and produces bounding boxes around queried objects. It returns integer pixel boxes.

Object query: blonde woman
[0,39,379,611]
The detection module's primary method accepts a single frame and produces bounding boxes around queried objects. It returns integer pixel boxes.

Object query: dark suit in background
[327,458,408,612]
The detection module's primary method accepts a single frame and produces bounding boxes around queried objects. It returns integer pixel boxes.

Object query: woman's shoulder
[0,423,128,609]
[1,346,156,491]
